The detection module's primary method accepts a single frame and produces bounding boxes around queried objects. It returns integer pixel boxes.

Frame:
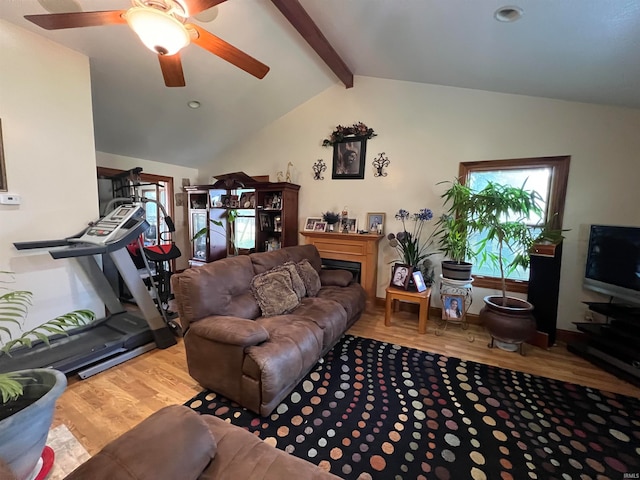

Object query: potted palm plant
[0,272,94,479]
[434,180,474,281]
[466,181,544,354]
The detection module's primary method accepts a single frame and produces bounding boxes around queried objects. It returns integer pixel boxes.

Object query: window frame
[458,156,570,292]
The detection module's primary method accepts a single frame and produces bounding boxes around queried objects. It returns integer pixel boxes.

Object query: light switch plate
[0,193,21,205]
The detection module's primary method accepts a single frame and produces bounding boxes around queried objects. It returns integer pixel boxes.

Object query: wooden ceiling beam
[270,0,354,88]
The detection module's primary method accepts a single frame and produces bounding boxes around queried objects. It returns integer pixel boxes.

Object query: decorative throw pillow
[295,259,321,297]
[250,270,300,317]
[319,269,353,287]
[273,261,307,299]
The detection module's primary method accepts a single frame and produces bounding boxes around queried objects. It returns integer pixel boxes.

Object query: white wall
[0,20,103,333]
[96,152,199,271]
[201,76,640,331]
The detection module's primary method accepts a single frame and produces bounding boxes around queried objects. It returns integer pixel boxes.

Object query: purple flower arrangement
[387,208,436,267]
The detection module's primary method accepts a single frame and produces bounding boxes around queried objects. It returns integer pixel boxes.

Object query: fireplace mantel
[300,231,383,301]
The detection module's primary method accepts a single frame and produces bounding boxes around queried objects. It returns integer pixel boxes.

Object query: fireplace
[300,231,383,301]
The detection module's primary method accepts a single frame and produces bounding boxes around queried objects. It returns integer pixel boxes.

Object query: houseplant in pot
[387,208,438,288]
[466,181,544,354]
[434,180,474,281]
[0,272,94,479]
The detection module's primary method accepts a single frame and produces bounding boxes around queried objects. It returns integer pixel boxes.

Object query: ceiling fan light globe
[124,6,190,56]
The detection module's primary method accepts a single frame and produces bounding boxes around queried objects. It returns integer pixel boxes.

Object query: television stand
[568,302,640,387]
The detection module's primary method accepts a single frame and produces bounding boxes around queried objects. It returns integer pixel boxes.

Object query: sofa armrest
[189,316,269,347]
[65,405,215,480]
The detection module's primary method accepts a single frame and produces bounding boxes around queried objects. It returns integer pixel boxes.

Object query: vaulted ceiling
[2,0,639,169]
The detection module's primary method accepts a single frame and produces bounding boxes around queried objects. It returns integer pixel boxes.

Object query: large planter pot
[441,260,473,281]
[0,369,67,480]
[480,295,536,355]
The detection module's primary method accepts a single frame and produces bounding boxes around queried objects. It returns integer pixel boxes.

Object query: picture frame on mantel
[331,136,367,180]
[0,119,7,191]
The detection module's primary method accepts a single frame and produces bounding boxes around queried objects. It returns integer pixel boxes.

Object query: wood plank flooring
[51,304,640,456]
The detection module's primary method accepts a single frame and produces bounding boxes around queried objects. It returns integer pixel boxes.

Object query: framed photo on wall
[390,264,413,290]
[331,136,367,180]
[366,212,385,234]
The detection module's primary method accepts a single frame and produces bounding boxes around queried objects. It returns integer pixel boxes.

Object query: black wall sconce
[372,152,390,177]
[312,159,327,180]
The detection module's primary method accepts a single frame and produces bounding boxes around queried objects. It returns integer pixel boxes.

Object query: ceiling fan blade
[190,24,269,79]
[159,54,186,87]
[183,0,227,17]
[24,11,127,30]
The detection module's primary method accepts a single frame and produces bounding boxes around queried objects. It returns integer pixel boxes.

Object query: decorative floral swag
[322,122,377,147]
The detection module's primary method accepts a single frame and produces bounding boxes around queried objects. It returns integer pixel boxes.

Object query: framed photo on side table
[366,212,385,234]
[390,264,413,290]
[412,271,427,292]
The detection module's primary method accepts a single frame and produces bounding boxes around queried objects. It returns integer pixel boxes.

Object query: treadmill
[1,204,177,379]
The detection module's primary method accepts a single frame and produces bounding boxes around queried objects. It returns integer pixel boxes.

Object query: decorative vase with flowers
[322,211,340,232]
[387,208,437,288]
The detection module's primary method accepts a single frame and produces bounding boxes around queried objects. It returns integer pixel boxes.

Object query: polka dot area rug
[185,334,640,480]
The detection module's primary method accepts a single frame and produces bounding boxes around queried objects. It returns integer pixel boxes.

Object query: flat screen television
[583,224,640,305]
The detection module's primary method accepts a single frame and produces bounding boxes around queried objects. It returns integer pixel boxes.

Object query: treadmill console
[71,204,145,246]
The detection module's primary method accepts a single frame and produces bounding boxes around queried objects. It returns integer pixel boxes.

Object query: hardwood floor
[51,304,640,456]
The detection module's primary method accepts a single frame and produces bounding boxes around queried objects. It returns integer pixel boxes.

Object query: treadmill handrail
[14,227,88,250]
[14,219,150,259]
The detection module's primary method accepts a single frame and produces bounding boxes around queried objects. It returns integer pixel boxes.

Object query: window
[459,156,570,292]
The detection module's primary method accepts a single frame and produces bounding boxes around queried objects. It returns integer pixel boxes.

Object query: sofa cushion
[251,270,300,316]
[296,259,321,297]
[317,283,366,324]
[65,405,215,480]
[272,261,306,299]
[319,269,353,287]
[283,244,323,271]
[172,255,260,328]
[293,297,348,349]
[250,249,291,275]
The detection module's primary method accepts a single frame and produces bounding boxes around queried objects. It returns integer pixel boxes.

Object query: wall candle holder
[312,159,327,180]
[372,152,390,177]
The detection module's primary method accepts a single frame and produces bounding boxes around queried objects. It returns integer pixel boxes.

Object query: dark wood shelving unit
[568,302,640,387]
[186,179,299,264]
[255,182,299,252]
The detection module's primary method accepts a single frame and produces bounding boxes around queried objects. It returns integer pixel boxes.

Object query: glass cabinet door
[191,211,207,261]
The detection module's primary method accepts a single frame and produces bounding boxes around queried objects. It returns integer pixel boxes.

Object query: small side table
[385,286,432,334]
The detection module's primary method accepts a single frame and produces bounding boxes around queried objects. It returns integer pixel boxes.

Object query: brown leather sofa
[172,245,366,415]
[1,405,340,479]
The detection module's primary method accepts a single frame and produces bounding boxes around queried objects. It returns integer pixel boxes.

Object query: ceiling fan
[24,0,270,87]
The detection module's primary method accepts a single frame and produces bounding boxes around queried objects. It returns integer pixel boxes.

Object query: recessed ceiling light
[187,101,201,109]
[494,6,524,22]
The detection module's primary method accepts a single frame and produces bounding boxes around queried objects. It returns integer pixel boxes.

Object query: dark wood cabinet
[185,187,228,267]
[255,183,299,252]
[186,181,299,265]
